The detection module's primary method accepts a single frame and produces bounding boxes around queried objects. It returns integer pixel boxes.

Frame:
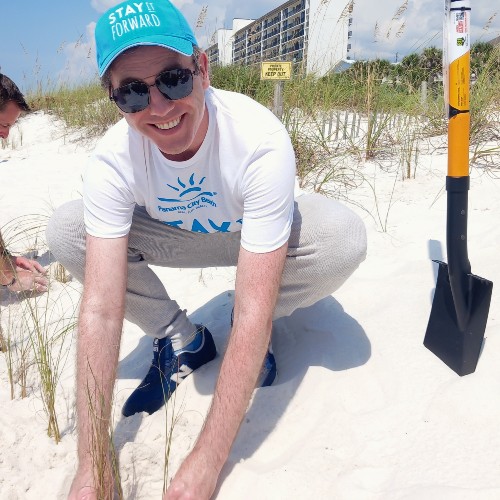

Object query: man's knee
[301,199,366,287]
[46,199,85,264]
[338,206,366,258]
[325,207,366,274]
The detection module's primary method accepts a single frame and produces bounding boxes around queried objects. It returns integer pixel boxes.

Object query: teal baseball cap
[95,0,198,77]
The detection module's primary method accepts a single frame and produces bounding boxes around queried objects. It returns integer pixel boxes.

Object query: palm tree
[420,46,442,81]
[396,53,423,92]
[471,42,498,77]
[346,59,393,85]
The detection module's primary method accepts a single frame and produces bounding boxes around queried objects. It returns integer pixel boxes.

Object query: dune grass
[15,47,497,234]
[0,215,79,442]
[23,43,499,178]
[29,83,121,139]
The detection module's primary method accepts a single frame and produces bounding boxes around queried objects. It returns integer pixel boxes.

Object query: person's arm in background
[0,229,47,292]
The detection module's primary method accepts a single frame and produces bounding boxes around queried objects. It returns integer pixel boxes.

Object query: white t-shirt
[83,87,297,253]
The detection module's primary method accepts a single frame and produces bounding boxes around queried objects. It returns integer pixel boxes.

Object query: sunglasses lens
[156,69,194,100]
[112,82,150,113]
[111,69,195,113]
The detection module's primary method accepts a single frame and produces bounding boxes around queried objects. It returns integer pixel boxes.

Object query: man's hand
[3,255,48,292]
[165,449,219,500]
[68,470,98,500]
[12,255,46,274]
[68,464,114,500]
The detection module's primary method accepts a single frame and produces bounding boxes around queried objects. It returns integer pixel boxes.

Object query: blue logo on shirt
[158,174,217,204]
[156,172,240,233]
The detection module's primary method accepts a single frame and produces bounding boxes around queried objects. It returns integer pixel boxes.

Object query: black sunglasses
[110,67,198,113]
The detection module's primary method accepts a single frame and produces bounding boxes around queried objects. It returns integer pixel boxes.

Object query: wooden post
[421,81,427,105]
[328,111,333,137]
[273,81,284,120]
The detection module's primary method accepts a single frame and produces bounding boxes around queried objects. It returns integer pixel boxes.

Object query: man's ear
[198,51,210,89]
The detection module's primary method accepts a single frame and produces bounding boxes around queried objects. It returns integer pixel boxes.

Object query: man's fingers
[32,261,47,274]
[21,261,46,275]
[7,271,49,293]
[34,279,48,292]
[31,274,48,292]
[12,257,47,275]
[34,275,48,286]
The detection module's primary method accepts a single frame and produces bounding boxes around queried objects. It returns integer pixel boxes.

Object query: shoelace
[142,342,176,384]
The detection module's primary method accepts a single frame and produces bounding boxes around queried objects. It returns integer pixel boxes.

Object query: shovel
[424,0,493,376]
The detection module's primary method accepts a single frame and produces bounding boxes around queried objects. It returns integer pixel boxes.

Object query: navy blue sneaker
[122,325,216,417]
[230,307,277,387]
[258,344,277,387]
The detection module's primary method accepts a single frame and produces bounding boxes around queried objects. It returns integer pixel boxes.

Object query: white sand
[1,111,499,499]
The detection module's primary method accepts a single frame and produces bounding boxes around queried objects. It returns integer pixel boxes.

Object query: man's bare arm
[68,234,128,499]
[166,243,288,499]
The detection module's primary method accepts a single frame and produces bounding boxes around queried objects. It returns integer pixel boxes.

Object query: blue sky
[1,0,498,93]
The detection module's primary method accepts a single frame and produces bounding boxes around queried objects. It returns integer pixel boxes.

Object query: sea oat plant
[53,261,71,284]
[29,82,120,140]
[162,362,183,496]
[1,215,47,399]
[2,305,33,399]
[86,368,122,499]
[20,282,79,442]
[469,45,500,167]
[0,322,6,352]
[0,214,79,441]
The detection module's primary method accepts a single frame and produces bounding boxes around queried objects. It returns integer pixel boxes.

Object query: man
[46,1,367,498]
[0,73,48,293]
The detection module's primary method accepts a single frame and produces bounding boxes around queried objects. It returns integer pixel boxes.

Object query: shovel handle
[446,177,472,331]
[445,0,473,329]
[446,0,471,178]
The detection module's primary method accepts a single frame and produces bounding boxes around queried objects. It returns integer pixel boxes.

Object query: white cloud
[171,0,196,9]
[90,0,122,13]
[91,0,195,14]
[58,22,98,86]
[349,0,499,61]
[181,2,228,48]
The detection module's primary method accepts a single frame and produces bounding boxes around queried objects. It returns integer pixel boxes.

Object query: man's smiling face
[109,45,210,162]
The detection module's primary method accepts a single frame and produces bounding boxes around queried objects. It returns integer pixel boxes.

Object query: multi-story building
[206,29,233,67]
[488,35,500,47]
[206,19,255,67]
[205,0,353,76]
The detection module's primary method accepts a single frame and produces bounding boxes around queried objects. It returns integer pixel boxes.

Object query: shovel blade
[424,260,493,376]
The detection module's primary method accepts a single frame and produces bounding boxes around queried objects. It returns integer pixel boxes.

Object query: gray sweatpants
[46,193,366,346]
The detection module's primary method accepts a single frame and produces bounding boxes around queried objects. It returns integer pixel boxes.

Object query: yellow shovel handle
[448,53,470,177]
[446,0,471,178]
